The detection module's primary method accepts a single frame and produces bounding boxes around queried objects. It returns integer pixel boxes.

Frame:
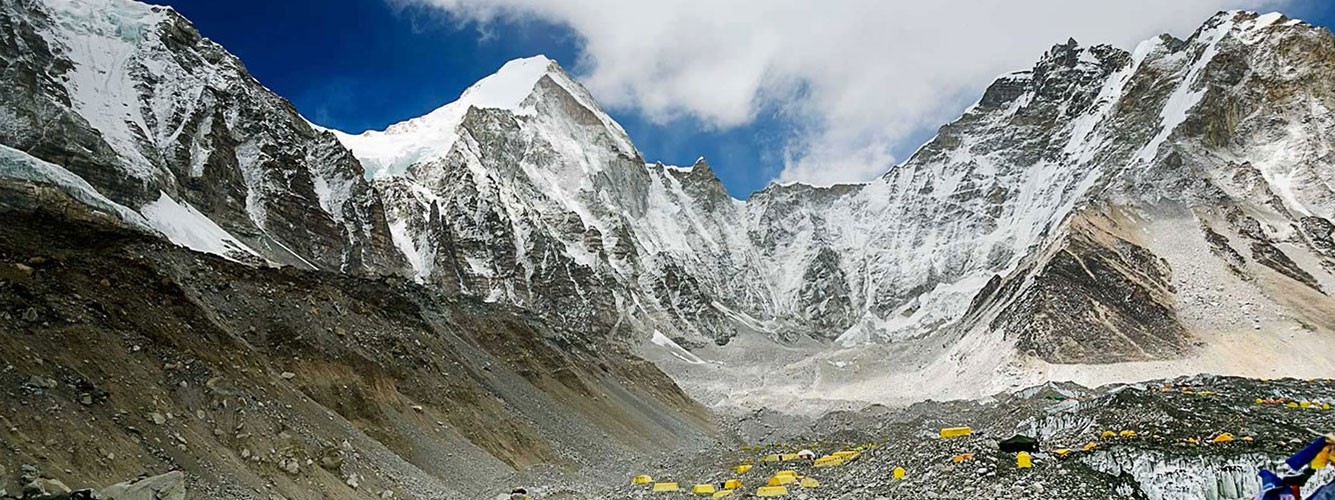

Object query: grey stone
[99,471,186,500]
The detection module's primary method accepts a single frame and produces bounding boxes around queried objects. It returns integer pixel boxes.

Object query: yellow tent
[951,453,974,463]
[800,477,820,488]
[1288,402,1301,409]
[892,467,906,480]
[814,456,843,468]
[723,479,742,490]
[712,491,735,499]
[767,475,796,486]
[1082,442,1098,451]
[1054,449,1071,457]
[940,427,973,439]
[733,464,752,474]
[1302,401,1313,408]
[779,453,801,461]
[632,475,653,485]
[1119,430,1137,438]
[762,454,781,463]
[775,470,798,479]
[1211,433,1235,444]
[1100,431,1116,438]
[653,482,680,492]
[756,486,788,497]
[832,451,861,460]
[1017,451,1032,469]
[693,484,716,495]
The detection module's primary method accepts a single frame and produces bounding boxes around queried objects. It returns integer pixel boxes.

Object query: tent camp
[998,435,1039,453]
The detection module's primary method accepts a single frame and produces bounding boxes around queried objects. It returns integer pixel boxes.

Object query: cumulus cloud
[397,0,1286,187]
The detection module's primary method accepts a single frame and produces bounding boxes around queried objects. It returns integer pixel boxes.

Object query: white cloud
[398,0,1287,187]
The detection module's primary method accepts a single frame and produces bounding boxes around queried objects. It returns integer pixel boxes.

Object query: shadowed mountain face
[4,0,1335,415]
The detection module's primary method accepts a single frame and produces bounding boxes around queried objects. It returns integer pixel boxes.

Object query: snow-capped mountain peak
[328,55,635,179]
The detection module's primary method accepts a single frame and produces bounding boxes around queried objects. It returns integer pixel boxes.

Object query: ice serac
[0,0,404,272]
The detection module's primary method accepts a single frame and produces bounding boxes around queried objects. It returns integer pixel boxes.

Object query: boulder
[98,471,186,500]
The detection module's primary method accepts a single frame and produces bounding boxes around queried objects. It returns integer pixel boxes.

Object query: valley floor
[603,375,1335,500]
[643,324,1335,422]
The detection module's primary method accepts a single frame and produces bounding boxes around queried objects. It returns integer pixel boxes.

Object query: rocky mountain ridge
[1,0,404,273]
[0,1,722,497]
[0,162,719,499]
[2,0,1335,412]
[325,10,1335,364]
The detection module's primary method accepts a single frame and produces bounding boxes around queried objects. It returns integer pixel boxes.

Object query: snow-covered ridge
[321,10,1335,351]
[327,56,556,179]
[0,146,264,265]
[2,0,407,273]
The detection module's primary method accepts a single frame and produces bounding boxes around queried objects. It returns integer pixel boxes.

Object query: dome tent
[999,435,1039,453]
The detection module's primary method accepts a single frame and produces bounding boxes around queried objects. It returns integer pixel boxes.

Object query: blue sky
[155,0,1334,198]
[152,0,798,197]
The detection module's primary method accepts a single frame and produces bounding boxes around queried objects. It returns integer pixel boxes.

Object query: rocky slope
[0,178,718,499]
[961,11,1335,361]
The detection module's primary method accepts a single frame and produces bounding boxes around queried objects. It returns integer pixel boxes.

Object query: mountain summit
[3,1,1334,408]
[328,55,636,179]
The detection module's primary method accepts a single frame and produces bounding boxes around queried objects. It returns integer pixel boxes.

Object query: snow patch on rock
[140,191,262,263]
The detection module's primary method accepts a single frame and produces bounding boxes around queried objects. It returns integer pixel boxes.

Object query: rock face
[0,0,403,272]
[986,211,1189,364]
[958,12,1335,363]
[4,0,1335,399]
[98,471,186,500]
[329,11,1335,364]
